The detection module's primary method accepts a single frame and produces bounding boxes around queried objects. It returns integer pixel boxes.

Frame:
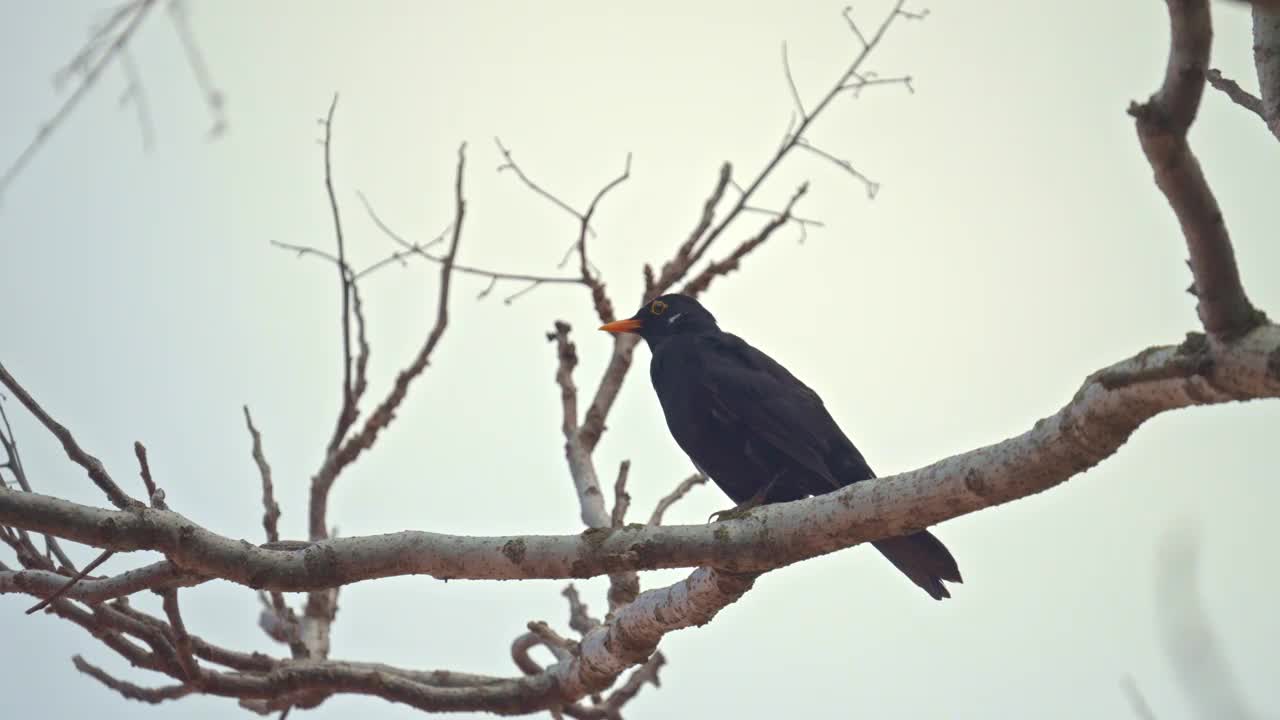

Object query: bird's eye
[649,300,668,315]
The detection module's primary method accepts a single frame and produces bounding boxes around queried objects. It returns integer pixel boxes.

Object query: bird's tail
[872,530,962,600]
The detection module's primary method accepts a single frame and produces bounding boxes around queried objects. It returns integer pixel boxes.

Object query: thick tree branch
[1129,0,1263,341]
[3,325,1277,594]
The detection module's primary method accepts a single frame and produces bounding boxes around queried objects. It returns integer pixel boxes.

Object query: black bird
[600,293,961,600]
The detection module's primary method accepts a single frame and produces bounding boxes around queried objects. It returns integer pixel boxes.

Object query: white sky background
[2,1,1278,718]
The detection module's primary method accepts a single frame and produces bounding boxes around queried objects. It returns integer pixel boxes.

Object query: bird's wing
[694,332,850,490]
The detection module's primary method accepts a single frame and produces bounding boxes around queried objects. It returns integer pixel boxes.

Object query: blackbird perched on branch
[601,293,961,599]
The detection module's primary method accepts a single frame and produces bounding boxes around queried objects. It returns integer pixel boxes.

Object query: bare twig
[610,461,631,528]
[242,407,280,545]
[794,140,878,198]
[0,0,159,201]
[683,183,810,297]
[167,0,225,137]
[1128,0,1262,340]
[319,95,361,458]
[527,620,578,656]
[270,240,342,266]
[648,474,708,526]
[133,441,166,509]
[600,651,666,716]
[683,0,911,272]
[26,548,115,614]
[358,194,583,291]
[117,48,155,151]
[242,405,295,644]
[574,153,631,324]
[494,139,630,323]
[161,589,202,683]
[843,6,870,47]
[548,322,609,528]
[307,142,469,541]
[1206,69,1265,117]
[781,42,808,120]
[494,138,596,233]
[298,143,468,661]
[73,655,193,704]
[562,584,601,635]
[0,362,137,509]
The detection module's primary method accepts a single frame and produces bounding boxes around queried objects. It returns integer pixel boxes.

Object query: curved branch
[1129,0,1263,340]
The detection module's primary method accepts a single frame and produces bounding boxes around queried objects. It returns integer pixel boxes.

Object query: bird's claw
[706,481,776,523]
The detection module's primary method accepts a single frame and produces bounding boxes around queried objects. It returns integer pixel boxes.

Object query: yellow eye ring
[650,300,668,315]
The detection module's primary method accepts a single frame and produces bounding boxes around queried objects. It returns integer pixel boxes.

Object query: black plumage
[600,293,961,600]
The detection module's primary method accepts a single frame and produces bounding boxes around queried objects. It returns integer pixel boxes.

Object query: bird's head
[599,293,718,345]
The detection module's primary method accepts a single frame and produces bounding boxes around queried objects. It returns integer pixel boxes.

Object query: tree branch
[1128,0,1264,341]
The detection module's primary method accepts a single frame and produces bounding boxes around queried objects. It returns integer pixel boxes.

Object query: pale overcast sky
[2,2,1277,718]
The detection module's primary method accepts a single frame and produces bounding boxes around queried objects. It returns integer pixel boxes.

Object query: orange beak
[599,318,643,334]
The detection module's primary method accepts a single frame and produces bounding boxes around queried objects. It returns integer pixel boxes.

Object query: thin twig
[73,655,193,704]
[167,0,225,137]
[0,361,137,509]
[1206,68,1265,118]
[611,461,631,528]
[117,47,155,151]
[161,589,202,682]
[648,473,709,526]
[494,140,630,323]
[133,441,166,509]
[26,548,115,614]
[601,652,666,715]
[683,183,810,297]
[0,0,159,201]
[562,584,601,636]
[307,143,469,541]
[794,139,878,197]
[320,95,359,457]
[527,620,578,656]
[684,0,910,271]
[242,407,280,545]
[494,138,594,232]
[781,42,808,119]
[357,193,582,288]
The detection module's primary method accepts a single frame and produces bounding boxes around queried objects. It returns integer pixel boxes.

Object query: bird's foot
[707,482,775,523]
